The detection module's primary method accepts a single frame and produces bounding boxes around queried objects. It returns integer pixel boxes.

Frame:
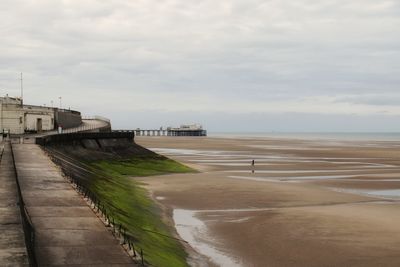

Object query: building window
[19,117,23,124]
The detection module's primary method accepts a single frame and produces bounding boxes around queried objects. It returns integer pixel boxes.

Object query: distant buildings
[0,95,81,135]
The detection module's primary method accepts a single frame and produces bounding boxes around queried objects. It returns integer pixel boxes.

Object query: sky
[0,0,399,132]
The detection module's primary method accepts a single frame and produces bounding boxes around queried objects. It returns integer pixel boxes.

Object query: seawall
[36,131,190,267]
[55,110,82,129]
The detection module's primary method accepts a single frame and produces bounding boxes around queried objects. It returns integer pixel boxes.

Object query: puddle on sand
[367,189,400,199]
[332,188,400,200]
[150,148,246,158]
[226,217,251,223]
[173,209,242,267]
[195,159,396,168]
[228,174,359,182]
[190,159,275,163]
[152,148,397,169]
[204,162,278,167]
[228,175,286,183]
[223,169,388,174]
[247,144,331,151]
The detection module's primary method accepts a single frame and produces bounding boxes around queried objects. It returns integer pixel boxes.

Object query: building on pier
[167,124,207,136]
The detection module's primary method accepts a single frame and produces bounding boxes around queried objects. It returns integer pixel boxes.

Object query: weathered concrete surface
[12,144,136,266]
[0,142,29,267]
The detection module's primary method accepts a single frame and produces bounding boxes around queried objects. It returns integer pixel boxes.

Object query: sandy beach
[136,136,400,267]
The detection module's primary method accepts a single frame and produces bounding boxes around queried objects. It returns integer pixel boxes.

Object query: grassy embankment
[87,154,194,267]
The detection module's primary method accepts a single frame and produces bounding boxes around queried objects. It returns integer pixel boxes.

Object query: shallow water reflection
[173,209,242,267]
[334,188,400,200]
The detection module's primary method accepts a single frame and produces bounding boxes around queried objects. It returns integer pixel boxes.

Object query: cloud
[0,0,399,131]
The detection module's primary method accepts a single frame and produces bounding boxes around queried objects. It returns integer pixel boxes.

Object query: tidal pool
[228,174,360,182]
[173,209,242,267]
[332,188,400,200]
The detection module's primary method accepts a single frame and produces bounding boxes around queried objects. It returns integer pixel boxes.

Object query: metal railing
[43,147,187,267]
[112,130,136,133]
[59,119,111,134]
[82,115,111,123]
[44,147,147,266]
[61,123,101,134]
[10,143,38,267]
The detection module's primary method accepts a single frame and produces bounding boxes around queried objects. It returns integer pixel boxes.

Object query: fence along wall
[35,131,155,265]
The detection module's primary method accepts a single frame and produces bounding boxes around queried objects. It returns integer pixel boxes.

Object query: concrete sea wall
[37,131,134,146]
[55,110,82,129]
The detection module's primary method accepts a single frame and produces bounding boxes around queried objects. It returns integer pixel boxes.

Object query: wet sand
[135,136,400,267]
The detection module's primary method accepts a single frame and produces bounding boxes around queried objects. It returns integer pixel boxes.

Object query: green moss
[86,155,193,267]
[91,156,194,177]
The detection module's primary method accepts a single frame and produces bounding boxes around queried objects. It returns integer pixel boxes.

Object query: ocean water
[208,132,400,141]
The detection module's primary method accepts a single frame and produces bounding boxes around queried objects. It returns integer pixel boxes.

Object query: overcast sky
[1,0,399,132]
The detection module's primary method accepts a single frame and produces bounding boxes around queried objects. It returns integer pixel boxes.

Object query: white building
[167,124,207,136]
[0,95,55,134]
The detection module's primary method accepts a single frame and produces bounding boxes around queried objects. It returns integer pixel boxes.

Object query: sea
[208,132,400,141]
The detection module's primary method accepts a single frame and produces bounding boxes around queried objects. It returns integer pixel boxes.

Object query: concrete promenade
[12,144,135,266]
[0,142,29,266]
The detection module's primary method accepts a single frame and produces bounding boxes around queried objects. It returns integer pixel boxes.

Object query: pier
[135,125,207,137]
[135,129,168,136]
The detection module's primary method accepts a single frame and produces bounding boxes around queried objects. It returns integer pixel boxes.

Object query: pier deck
[12,144,135,266]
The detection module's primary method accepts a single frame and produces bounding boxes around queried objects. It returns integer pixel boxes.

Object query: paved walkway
[0,142,29,266]
[12,144,135,266]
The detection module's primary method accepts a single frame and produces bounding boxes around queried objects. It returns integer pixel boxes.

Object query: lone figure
[251,159,255,166]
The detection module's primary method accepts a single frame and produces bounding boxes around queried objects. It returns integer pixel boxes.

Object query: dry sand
[135,136,400,267]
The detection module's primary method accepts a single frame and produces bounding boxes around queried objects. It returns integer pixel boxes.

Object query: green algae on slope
[92,155,194,177]
[88,156,194,267]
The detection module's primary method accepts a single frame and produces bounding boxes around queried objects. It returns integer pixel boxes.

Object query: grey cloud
[0,0,399,131]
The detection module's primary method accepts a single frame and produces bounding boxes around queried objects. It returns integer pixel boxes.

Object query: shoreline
[173,209,241,267]
[136,136,400,267]
[147,189,216,267]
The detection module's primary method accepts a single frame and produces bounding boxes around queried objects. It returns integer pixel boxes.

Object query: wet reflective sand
[174,209,242,267]
[136,136,400,267]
